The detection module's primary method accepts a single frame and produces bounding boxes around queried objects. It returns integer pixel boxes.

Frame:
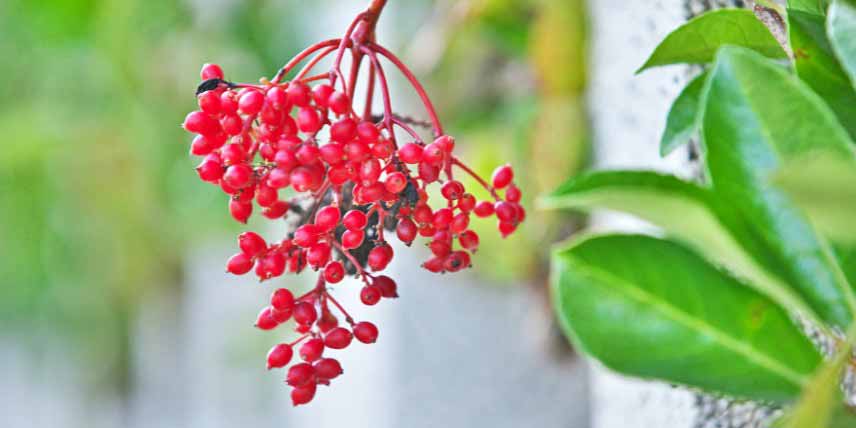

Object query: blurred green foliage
[0,0,315,389]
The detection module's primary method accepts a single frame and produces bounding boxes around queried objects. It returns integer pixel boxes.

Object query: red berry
[262,200,290,219]
[307,243,331,268]
[272,307,292,323]
[267,343,293,369]
[360,285,382,305]
[229,199,252,223]
[444,251,471,272]
[293,224,320,247]
[342,210,367,231]
[271,288,295,311]
[255,307,279,330]
[441,180,465,200]
[198,90,221,114]
[422,257,444,273]
[239,231,267,257]
[458,193,476,212]
[183,111,220,135]
[328,91,350,115]
[395,217,417,244]
[450,213,470,234]
[226,252,254,275]
[494,201,517,223]
[238,90,265,115]
[491,164,514,189]
[293,302,317,325]
[324,327,353,349]
[323,261,345,283]
[498,221,517,237]
[266,86,287,110]
[353,321,379,344]
[256,252,286,279]
[385,172,408,194]
[373,275,398,298]
[312,84,334,107]
[367,244,393,271]
[357,121,380,143]
[299,338,325,362]
[341,229,365,249]
[315,205,341,231]
[433,135,455,152]
[297,107,321,133]
[314,358,343,380]
[286,362,316,387]
[196,159,223,182]
[432,208,453,230]
[458,230,479,251]
[421,142,445,165]
[330,118,357,143]
[474,201,495,217]
[223,164,253,189]
[428,240,451,258]
[505,183,522,203]
[200,63,224,80]
[286,82,311,106]
[291,383,317,406]
[320,143,345,165]
[220,92,238,114]
[418,161,440,182]
[397,143,423,164]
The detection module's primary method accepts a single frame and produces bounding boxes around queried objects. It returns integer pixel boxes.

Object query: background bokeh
[0,0,589,427]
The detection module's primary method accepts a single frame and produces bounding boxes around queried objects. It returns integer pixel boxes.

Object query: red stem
[294,45,337,81]
[367,42,444,137]
[364,61,376,120]
[324,291,355,325]
[452,157,499,200]
[272,39,341,84]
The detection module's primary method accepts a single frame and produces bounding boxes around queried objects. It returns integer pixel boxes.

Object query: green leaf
[660,72,707,156]
[539,171,826,329]
[551,234,821,402]
[773,154,856,244]
[789,0,831,15]
[637,9,787,72]
[778,324,856,428]
[789,9,856,140]
[702,46,856,328]
[828,0,856,86]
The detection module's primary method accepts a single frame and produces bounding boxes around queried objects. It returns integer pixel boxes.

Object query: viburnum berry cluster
[181,0,524,406]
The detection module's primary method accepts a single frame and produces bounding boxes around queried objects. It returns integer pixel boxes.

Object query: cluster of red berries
[181,3,523,406]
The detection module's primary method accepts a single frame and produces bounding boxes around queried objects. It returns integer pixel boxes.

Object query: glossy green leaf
[789,0,831,15]
[539,170,825,328]
[638,9,787,72]
[552,234,821,402]
[828,0,856,86]
[773,154,856,244]
[660,72,707,156]
[778,325,856,428]
[789,9,856,139]
[702,46,856,328]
